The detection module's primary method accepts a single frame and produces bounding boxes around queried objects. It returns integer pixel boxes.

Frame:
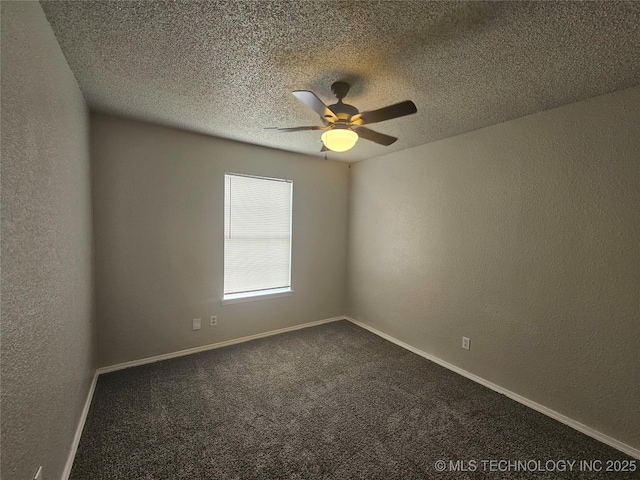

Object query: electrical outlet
[192,318,201,331]
[462,337,470,350]
[210,315,217,326]
[34,466,43,480]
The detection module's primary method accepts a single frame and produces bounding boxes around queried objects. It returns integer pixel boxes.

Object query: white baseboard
[62,370,98,480]
[345,316,640,460]
[97,316,346,375]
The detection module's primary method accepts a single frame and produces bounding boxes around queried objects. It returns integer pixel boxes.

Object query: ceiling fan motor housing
[328,103,359,120]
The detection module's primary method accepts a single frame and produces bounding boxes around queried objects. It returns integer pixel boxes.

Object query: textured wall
[1,3,95,480]
[91,114,349,367]
[347,86,640,450]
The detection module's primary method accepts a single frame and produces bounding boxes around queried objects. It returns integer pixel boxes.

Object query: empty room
[2,1,639,479]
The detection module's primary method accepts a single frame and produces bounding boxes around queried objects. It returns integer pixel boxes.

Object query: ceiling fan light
[321,128,358,152]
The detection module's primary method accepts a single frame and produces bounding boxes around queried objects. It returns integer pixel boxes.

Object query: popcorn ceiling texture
[1,3,95,480]
[40,1,640,162]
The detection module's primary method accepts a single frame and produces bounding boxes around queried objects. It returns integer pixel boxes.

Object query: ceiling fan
[269,82,417,153]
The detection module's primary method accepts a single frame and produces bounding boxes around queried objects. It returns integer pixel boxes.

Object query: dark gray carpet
[71,320,637,479]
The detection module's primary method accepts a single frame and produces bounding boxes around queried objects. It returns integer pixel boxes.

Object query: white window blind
[224,173,292,298]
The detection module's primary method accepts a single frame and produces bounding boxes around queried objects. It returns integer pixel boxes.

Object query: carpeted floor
[71,320,636,479]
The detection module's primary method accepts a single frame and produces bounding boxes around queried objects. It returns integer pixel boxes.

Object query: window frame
[221,173,293,305]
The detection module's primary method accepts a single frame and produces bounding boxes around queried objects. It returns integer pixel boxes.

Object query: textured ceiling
[41,1,640,162]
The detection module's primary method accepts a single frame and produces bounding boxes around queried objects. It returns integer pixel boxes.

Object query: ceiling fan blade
[293,91,339,122]
[355,126,398,146]
[352,100,417,125]
[265,126,327,132]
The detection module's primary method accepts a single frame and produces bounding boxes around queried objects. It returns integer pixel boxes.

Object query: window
[223,173,293,304]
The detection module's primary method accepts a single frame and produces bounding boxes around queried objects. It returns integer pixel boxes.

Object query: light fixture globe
[321,128,358,152]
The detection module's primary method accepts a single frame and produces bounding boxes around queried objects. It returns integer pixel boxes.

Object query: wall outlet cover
[462,336,470,350]
[210,315,217,326]
[192,318,201,330]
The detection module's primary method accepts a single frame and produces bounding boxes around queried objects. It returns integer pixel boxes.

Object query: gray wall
[347,86,640,450]
[1,3,96,480]
[91,114,349,367]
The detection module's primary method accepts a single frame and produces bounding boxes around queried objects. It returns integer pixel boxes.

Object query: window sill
[222,288,293,305]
